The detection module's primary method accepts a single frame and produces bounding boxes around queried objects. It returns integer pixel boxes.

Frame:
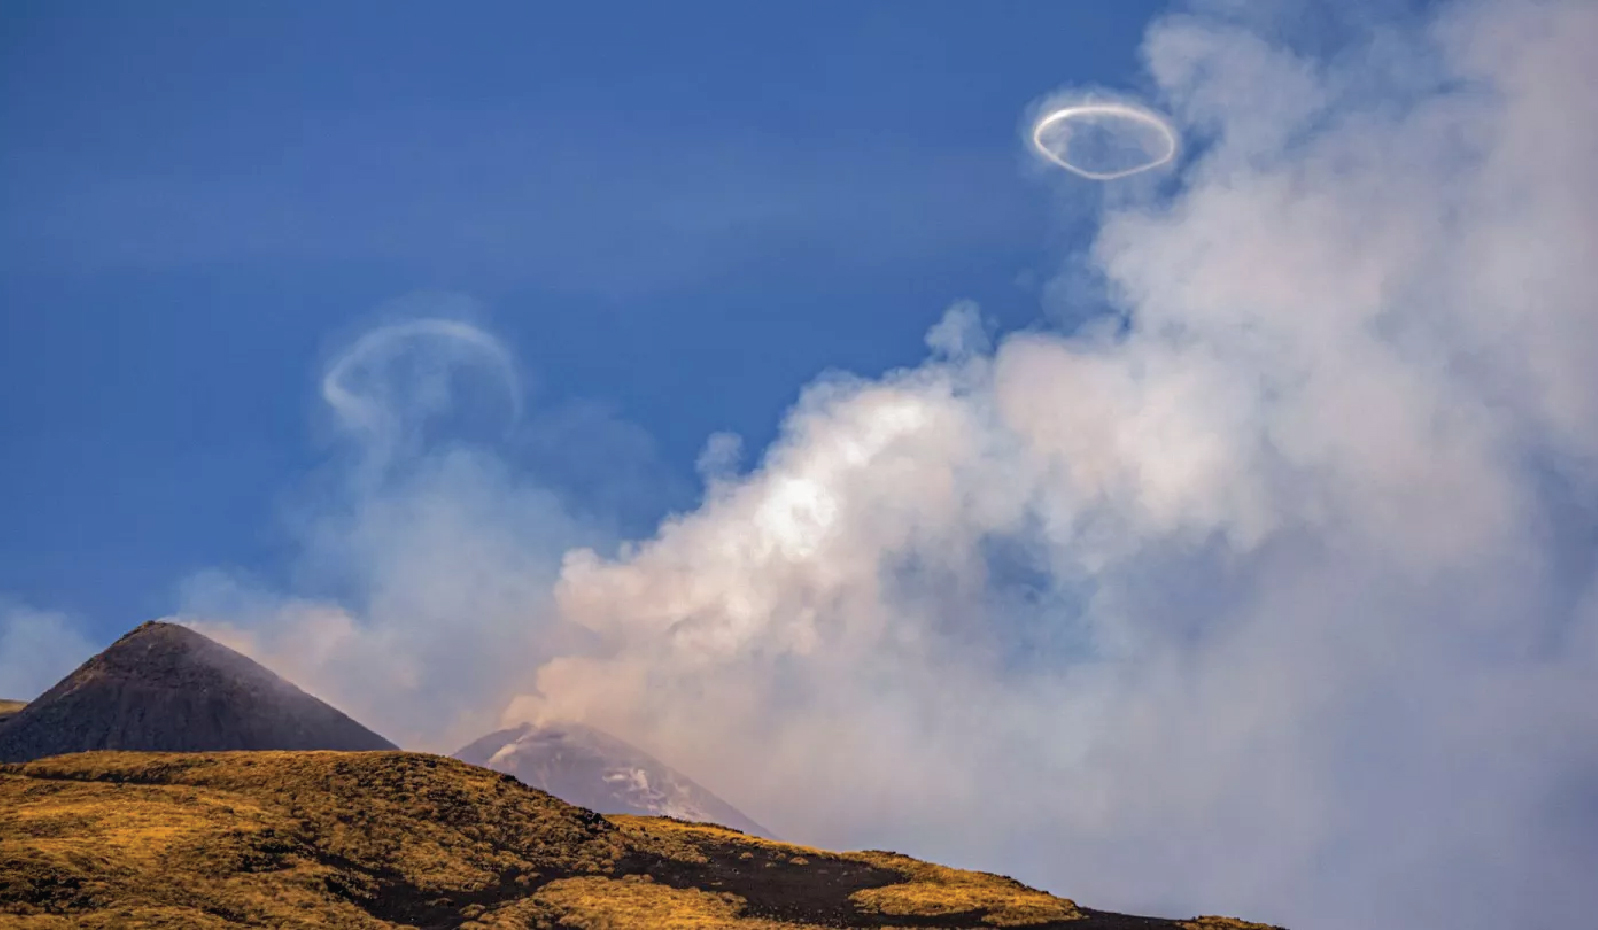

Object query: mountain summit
[0,620,395,762]
[454,719,772,837]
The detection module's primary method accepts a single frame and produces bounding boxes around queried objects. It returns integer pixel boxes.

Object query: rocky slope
[0,750,1281,929]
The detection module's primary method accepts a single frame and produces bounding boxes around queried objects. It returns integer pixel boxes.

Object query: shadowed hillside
[0,751,1281,929]
[0,622,395,763]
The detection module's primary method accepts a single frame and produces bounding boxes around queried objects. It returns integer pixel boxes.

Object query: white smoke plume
[517,1,1598,926]
[174,1,1598,928]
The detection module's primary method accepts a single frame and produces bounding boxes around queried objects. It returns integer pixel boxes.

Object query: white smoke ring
[1031,102,1179,180]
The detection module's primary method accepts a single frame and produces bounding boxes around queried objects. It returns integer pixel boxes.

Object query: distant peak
[454,719,772,838]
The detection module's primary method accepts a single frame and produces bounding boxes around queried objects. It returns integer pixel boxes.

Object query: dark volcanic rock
[455,720,772,837]
[0,620,395,763]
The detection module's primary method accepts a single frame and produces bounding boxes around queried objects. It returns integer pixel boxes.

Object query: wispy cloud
[0,598,93,701]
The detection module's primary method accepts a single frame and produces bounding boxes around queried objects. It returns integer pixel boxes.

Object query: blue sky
[1,1,1163,637]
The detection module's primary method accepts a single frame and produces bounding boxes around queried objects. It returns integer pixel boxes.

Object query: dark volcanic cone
[455,720,772,838]
[0,620,395,763]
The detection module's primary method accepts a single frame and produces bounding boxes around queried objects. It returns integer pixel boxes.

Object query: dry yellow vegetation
[0,751,1282,929]
[844,852,1080,926]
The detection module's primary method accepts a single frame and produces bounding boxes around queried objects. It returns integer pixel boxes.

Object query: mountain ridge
[0,750,1282,929]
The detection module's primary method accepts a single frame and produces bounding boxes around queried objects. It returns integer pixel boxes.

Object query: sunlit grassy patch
[1,752,627,928]
[535,875,757,928]
[6,778,273,859]
[608,814,828,865]
[845,851,1082,926]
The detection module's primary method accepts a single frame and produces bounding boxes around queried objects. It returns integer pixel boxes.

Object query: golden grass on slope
[6,777,273,864]
[2,751,624,929]
[2,771,353,927]
[610,816,1081,927]
[0,700,25,715]
[607,815,829,865]
[530,875,773,930]
[843,851,1081,926]
[0,751,1277,930]
[1179,918,1279,929]
[16,750,627,875]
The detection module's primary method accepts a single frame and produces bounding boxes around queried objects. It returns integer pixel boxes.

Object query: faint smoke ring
[320,318,523,451]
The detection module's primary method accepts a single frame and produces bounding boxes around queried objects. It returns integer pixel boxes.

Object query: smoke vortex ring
[1031,102,1178,180]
